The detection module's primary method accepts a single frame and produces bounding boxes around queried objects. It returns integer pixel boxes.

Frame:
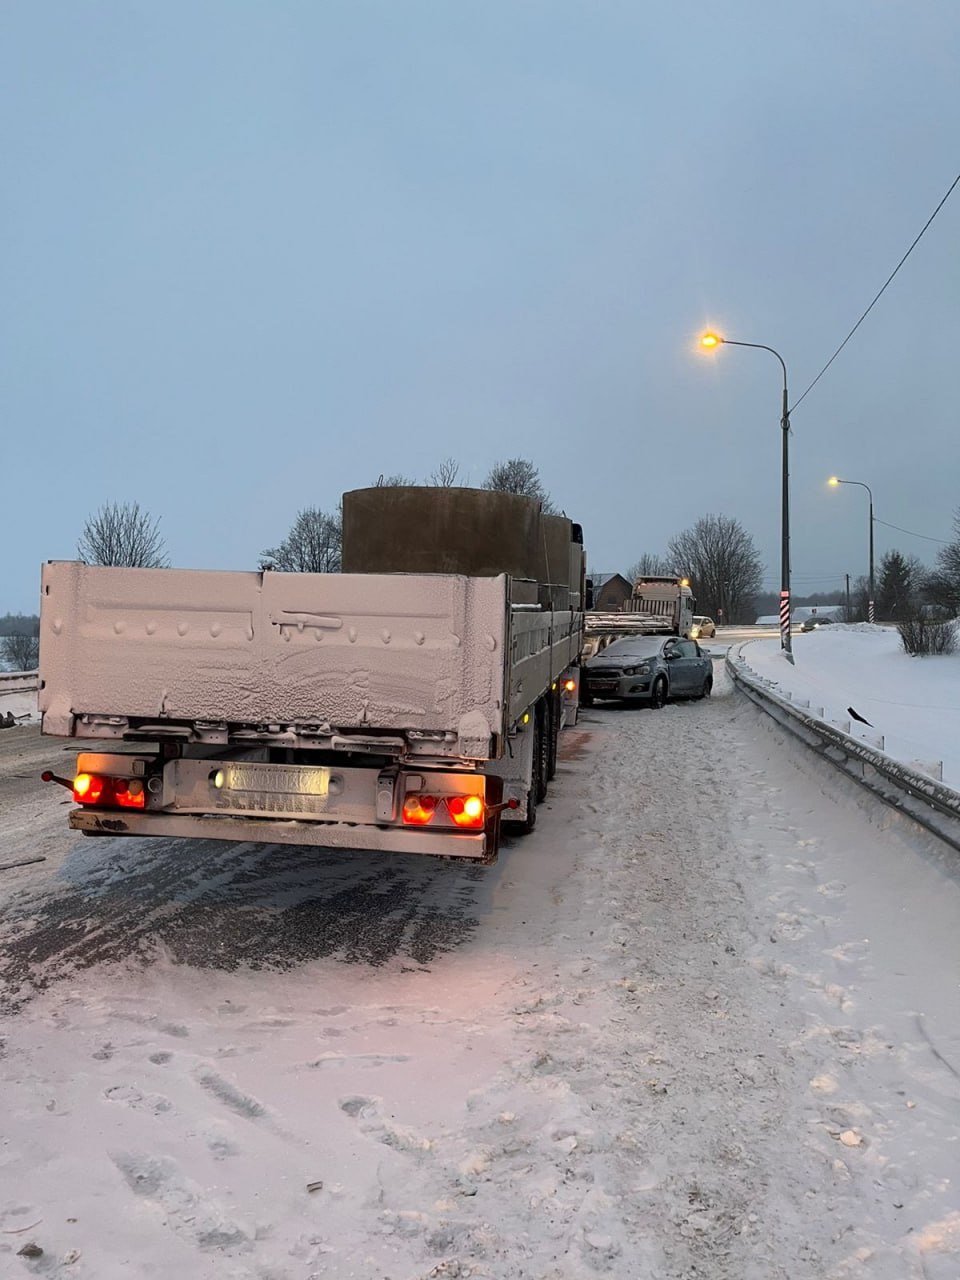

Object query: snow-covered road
[2,665,959,1278]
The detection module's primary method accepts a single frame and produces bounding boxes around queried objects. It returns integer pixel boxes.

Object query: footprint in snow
[817,881,847,898]
[104,1084,172,1115]
[339,1095,433,1155]
[308,1052,411,1069]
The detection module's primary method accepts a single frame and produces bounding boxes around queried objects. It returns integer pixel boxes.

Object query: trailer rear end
[40,488,585,863]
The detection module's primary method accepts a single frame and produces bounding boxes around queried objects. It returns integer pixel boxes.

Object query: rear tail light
[401,793,485,829]
[563,677,576,693]
[73,772,145,809]
[446,794,485,829]
[402,794,437,826]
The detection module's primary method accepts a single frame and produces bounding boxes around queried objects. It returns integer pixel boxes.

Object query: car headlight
[690,628,700,638]
[621,662,651,676]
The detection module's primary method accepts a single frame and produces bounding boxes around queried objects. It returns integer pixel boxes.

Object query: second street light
[828,476,875,623]
[701,331,794,662]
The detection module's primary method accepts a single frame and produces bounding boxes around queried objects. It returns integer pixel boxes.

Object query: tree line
[70,459,556,577]
[619,510,960,626]
[19,473,959,648]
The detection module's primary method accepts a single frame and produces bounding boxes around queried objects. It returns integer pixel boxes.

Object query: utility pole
[845,573,851,621]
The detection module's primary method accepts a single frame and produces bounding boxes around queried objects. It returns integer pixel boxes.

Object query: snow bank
[737,625,960,788]
[0,690,39,724]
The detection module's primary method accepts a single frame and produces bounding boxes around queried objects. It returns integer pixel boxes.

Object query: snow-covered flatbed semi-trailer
[39,487,585,863]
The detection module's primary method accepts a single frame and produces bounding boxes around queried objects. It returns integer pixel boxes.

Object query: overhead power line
[793,170,960,411]
[874,516,949,545]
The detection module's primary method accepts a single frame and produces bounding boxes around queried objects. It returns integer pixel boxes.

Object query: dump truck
[39,487,585,864]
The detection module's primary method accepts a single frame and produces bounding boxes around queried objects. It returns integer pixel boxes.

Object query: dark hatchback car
[800,615,837,632]
[581,635,713,708]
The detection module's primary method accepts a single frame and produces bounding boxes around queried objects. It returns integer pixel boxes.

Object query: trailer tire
[519,780,537,833]
[519,740,539,835]
[535,699,550,803]
[518,711,544,834]
[547,689,560,782]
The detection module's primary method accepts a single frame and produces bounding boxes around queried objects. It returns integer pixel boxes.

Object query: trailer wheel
[535,699,550,803]
[547,688,560,781]
[519,780,537,833]
[518,712,543,835]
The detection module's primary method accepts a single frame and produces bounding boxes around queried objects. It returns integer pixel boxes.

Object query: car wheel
[698,674,713,699]
[650,677,667,709]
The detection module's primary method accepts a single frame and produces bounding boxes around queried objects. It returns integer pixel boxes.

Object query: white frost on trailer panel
[39,562,508,739]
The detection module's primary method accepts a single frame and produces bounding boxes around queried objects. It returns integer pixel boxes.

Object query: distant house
[591,573,633,612]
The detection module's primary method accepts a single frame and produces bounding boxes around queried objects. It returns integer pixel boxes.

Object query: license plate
[591,680,618,691]
[222,763,334,797]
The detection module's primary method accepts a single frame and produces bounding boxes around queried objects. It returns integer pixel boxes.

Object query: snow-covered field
[735,624,960,788]
[1,644,959,1278]
[0,689,39,724]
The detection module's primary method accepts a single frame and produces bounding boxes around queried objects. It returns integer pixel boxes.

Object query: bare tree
[483,458,555,512]
[78,502,169,568]
[923,506,960,617]
[374,473,417,487]
[666,515,763,623]
[625,553,673,582]
[1,631,39,670]
[260,508,342,573]
[428,457,460,487]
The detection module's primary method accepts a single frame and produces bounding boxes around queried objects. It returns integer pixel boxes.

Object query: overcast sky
[2,2,957,614]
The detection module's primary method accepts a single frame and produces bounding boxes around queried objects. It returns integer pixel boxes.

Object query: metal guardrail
[727,648,960,855]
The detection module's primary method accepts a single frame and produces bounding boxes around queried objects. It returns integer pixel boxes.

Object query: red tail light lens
[73,772,103,804]
[446,795,485,829]
[401,793,484,829]
[73,773,145,809]
[563,678,576,693]
[402,794,437,825]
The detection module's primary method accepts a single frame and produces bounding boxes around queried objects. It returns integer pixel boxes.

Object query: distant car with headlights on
[800,615,837,632]
[690,615,716,639]
[581,635,713,708]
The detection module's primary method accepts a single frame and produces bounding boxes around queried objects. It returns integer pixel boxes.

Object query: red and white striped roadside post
[701,333,794,663]
[828,477,875,624]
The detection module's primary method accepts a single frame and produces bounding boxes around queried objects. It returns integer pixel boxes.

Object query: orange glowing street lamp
[700,330,794,661]
[828,476,875,623]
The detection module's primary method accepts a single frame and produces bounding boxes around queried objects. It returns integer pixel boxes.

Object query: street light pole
[828,477,875,623]
[701,333,793,662]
